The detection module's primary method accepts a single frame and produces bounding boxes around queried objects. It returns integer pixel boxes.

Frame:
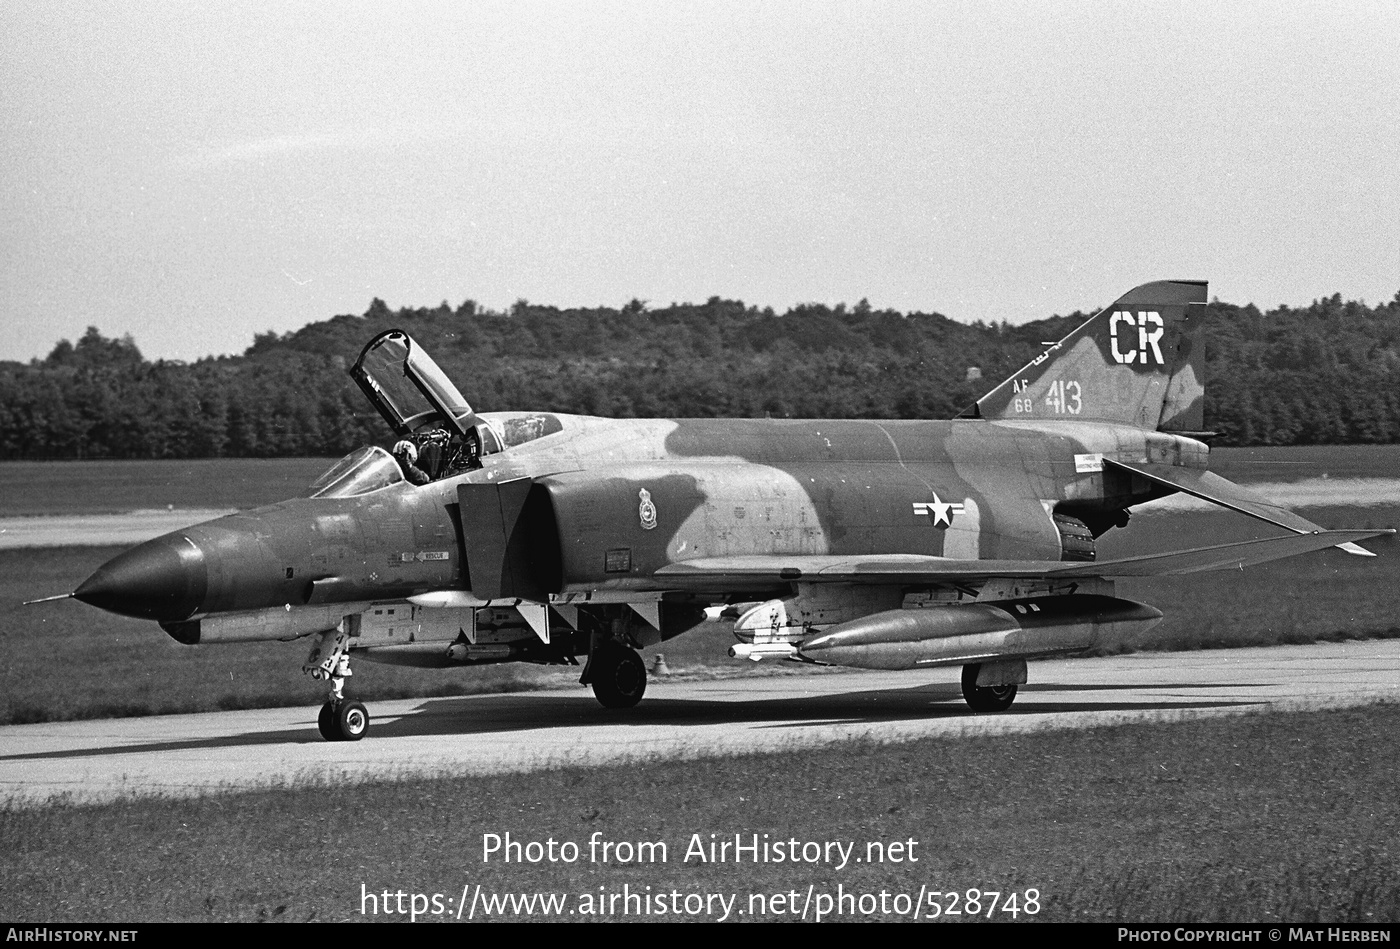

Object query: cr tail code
[1110,310,1164,365]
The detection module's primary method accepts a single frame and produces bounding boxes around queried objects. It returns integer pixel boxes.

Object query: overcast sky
[3,1,1397,363]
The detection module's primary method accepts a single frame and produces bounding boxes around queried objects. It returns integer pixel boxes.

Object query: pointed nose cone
[74,535,207,621]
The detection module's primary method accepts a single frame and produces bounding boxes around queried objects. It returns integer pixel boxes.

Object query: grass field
[1207,444,1400,484]
[0,458,335,516]
[3,703,1396,922]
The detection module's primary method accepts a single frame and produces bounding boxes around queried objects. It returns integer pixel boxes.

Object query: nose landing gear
[317,697,370,742]
[306,628,370,741]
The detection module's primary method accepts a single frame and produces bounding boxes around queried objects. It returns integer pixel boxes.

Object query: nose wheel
[318,699,370,742]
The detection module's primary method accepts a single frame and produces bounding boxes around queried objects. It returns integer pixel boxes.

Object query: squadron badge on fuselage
[912,492,965,529]
[638,488,658,530]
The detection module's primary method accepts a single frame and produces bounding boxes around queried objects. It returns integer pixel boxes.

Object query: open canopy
[349,330,477,438]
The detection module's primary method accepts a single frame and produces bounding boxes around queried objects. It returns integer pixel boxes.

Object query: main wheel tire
[336,700,370,741]
[590,645,647,709]
[318,701,341,741]
[961,663,1018,713]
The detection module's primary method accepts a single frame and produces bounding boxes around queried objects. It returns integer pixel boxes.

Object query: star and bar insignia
[912,492,966,528]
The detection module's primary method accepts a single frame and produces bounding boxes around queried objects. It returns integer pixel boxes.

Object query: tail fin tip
[970,279,1208,431]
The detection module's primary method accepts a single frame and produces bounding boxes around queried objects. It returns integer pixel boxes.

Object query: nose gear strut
[304,627,370,741]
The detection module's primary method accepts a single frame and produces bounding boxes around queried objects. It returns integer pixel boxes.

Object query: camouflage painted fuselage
[492,413,1205,594]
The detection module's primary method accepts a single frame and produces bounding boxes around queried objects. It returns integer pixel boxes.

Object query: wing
[653,529,1390,590]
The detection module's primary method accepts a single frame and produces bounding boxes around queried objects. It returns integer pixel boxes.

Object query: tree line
[3,291,1399,460]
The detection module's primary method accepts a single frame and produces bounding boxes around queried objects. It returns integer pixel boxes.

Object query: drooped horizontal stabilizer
[1108,459,1380,556]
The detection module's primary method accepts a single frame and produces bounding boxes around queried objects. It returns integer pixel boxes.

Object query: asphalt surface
[3,640,1397,805]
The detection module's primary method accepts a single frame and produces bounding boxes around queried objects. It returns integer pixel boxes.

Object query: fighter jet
[59,280,1389,740]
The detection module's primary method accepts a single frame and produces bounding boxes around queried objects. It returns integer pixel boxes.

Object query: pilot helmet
[392,439,418,463]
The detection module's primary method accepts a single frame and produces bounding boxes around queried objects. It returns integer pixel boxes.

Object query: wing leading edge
[653,529,1390,590]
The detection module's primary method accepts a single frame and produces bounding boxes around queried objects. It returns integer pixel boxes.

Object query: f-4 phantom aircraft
[60,280,1389,740]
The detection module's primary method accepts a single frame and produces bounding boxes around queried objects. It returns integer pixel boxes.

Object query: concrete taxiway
[3,639,1397,806]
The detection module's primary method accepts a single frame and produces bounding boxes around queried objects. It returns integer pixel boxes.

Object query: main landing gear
[585,642,647,709]
[960,661,1023,713]
[306,628,370,741]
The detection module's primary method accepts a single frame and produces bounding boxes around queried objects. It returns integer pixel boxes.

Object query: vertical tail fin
[966,280,1208,431]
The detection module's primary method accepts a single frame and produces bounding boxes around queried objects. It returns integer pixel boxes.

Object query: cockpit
[345,329,564,486]
[349,330,487,484]
[305,446,405,498]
